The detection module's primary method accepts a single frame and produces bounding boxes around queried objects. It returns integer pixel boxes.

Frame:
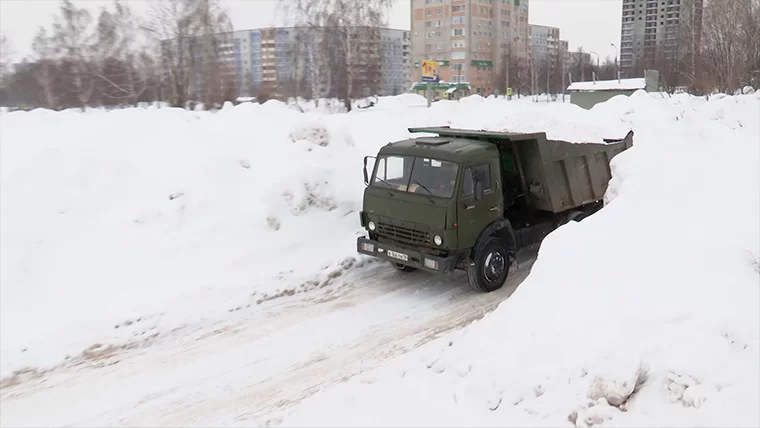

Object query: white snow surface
[0,94,626,378]
[282,91,760,427]
[567,78,647,92]
[2,91,759,428]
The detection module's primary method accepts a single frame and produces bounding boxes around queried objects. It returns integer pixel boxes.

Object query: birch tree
[92,1,147,105]
[0,33,14,89]
[699,0,760,93]
[147,0,232,108]
[31,28,59,109]
[52,0,95,108]
[279,0,392,111]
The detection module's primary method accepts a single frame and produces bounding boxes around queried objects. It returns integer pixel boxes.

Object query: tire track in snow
[0,249,537,428]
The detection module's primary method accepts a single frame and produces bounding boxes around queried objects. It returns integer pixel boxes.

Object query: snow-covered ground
[1,91,758,427]
[283,92,760,427]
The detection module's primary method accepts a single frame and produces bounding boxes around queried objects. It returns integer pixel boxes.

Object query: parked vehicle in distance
[357,126,634,292]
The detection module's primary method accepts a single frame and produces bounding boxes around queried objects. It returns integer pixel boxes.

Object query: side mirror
[474,180,484,201]
[363,156,376,186]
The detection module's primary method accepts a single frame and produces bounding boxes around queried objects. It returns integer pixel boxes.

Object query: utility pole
[505,51,510,100]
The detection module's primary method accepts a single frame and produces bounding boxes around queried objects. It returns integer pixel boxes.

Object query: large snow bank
[0,96,628,378]
[282,92,760,427]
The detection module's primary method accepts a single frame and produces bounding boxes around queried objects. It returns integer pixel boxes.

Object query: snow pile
[0,95,627,379]
[282,92,760,427]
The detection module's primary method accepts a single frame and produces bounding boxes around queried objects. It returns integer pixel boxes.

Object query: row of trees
[0,0,757,110]
[628,0,758,94]
[278,0,394,111]
[490,45,617,98]
[0,0,235,110]
[0,0,396,111]
[493,0,759,98]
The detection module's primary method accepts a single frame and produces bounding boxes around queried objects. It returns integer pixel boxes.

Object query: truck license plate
[387,250,408,261]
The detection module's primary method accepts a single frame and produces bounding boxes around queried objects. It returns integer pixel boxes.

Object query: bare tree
[551,46,565,97]
[699,0,759,93]
[280,0,392,111]
[51,0,96,109]
[31,28,58,109]
[146,0,199,107]
[147,0,233,108]
[92,1,148,106]
[569,47,594,82]
[0,33,14,89]
[193,0,234,107]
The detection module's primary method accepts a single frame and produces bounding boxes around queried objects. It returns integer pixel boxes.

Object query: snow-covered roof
[567,78,646,92]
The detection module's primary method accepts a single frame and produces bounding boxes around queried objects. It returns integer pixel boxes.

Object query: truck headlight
[434,235,442,246]
[368,221,376,231]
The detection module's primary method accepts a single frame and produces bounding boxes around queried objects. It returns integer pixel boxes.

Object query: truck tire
[391,262,417,273]
[467,237,510,292]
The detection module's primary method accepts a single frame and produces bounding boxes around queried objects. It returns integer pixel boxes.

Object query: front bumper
[356,237,457,274]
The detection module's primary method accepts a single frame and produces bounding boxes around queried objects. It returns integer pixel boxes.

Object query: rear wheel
[467,237,510,292]
[391,262,417,273]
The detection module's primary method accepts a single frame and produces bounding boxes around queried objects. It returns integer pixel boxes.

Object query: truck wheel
[391,262,417,273]
[467,237,510,292]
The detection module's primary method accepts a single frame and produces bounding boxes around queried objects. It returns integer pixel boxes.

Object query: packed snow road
[0,248,537,427]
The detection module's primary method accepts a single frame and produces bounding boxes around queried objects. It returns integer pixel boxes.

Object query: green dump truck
[357,126,634,292]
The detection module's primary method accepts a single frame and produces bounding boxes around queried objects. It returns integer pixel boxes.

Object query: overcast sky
[0,0,621,63]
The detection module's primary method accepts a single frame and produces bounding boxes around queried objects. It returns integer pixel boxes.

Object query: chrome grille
[377,222,430,245]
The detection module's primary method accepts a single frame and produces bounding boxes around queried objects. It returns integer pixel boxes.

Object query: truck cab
[357,126,633,292]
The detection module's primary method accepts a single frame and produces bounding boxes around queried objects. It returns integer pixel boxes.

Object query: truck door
[457,160,502,249]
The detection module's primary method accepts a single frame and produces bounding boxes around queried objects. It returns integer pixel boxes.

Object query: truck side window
[462,164,492,196]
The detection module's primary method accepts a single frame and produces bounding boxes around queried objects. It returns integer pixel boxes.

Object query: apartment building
[178,26,411,100]
[619,0,703,77]
[410,0,531,94]
[528,24,562,65]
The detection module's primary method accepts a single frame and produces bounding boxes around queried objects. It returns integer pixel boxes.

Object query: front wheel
[467,237,510,292]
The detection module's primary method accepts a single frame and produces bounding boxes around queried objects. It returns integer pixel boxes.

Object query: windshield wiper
[411,179,434,195]
[373,176,394,188]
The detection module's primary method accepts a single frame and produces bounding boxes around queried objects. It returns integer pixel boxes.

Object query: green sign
[507,87,513,96]
[471,60,493,67]
[515,0,520,5]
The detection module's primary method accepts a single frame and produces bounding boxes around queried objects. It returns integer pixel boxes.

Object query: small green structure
[410,81,472,101]
[567,70,660,109]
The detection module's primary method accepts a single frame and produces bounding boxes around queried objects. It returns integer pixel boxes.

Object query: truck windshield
[371,155,459,198]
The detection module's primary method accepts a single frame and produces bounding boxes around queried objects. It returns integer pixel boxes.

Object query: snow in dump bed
[0,95,629,378]
[281,91,760,427]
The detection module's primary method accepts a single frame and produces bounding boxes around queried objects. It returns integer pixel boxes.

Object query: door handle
[489,206,498,212]
[466,204,475,210]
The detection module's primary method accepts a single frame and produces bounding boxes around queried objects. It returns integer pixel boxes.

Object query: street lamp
[588,51,600,82]
[610,42,619,81]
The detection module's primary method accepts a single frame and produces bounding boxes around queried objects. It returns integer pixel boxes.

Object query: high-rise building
[619,0,703,78]
[410,0,530,94]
